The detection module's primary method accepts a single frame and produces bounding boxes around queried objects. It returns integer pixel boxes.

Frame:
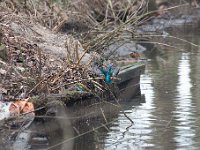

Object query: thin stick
[100,107,108,123]
[137,41,185,51]
[138,34,199,47]
[27,78,46,95]
[104,84,134,124]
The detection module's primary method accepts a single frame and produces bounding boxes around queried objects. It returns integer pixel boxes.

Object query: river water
[67,25,200,150]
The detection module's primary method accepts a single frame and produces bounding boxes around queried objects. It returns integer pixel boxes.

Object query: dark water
[67,26,200,150]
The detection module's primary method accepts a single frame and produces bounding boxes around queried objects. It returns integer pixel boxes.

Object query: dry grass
[0,0,152,55]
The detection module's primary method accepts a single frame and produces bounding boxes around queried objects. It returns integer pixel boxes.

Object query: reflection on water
[174,53,195,149]
[104,73,156,150]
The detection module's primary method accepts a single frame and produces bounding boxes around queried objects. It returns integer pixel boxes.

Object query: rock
[106,41,146,58]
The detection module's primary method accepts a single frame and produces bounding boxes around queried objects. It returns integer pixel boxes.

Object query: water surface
[71,25,200,150]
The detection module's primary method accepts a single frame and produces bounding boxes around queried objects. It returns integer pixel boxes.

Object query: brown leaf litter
[0,3,103,104]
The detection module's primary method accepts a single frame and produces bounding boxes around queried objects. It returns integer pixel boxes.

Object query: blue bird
[100,64,119,84]
[100,64,113,84]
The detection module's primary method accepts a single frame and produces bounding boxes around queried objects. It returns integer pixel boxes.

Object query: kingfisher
[100,64,119,84]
